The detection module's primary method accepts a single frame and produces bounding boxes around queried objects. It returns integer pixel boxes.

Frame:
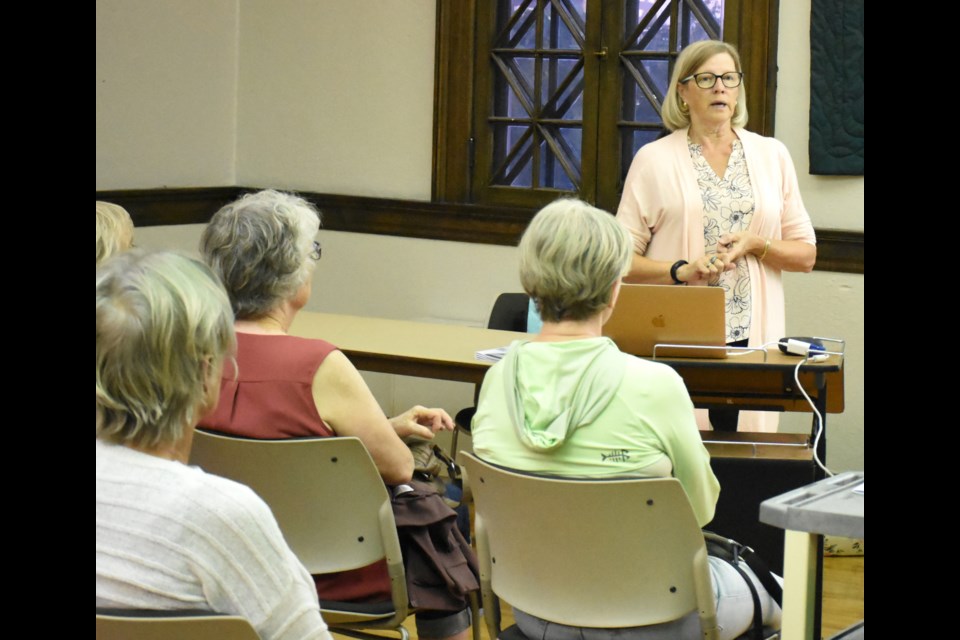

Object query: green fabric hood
[500,338,627,452]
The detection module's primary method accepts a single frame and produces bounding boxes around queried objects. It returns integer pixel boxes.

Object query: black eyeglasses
[310,240,322,261]
[680,71,743,89]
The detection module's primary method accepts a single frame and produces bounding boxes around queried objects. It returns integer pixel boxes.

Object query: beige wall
[99,0,863,471]
[773,2,863,471]
[235,1,436,199]
[96,0,238,189]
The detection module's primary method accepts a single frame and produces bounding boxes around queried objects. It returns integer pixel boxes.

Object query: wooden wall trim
[307,193,531,246]
[96,187,863,274]
[811,228,864,275]
[96,187,242,227]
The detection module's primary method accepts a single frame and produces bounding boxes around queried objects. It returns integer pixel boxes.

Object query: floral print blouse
[688,137,754,343]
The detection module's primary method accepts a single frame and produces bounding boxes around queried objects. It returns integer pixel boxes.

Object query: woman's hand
[678,254,727,285]
[716,232,762,266]
[390,405,455,441]
[717,233,817,272]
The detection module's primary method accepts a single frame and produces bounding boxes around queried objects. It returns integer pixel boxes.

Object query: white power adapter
[779,338,826,357]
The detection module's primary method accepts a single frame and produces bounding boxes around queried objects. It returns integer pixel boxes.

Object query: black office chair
[451,293,529,456]
[484,292,530,333]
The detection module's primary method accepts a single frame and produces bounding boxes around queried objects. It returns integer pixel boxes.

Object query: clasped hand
[680,253,729,285]
[716,232,761,265]
[680,232,762,284]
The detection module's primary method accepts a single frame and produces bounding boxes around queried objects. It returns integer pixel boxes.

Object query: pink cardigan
[616,128,816,431]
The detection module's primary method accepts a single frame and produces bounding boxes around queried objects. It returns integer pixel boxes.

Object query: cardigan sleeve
[616,130,699,261]
[616,149,655,255]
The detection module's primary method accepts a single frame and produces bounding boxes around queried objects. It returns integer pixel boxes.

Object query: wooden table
[290,311,844,424]
[290,311,519,383]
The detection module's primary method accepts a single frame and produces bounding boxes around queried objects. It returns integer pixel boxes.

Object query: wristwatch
[670,260,688,285]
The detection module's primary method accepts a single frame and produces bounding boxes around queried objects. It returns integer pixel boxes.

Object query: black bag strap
[738,545,782,607]
[431,444,461,481]
[727,556,764,640]
[703,531,781,640]
[702,531,782,607]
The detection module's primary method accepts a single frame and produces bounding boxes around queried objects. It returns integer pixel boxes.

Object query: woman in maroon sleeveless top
[199,190,468,640]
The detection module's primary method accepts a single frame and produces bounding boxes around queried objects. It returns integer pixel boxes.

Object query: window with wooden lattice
[434,0,778,212]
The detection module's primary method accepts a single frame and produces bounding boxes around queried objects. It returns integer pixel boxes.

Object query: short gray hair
[96,201,134,266]
[96,250,236,449]
[200,190,321,319]
[661,39,748,131]
[519,198,632,323]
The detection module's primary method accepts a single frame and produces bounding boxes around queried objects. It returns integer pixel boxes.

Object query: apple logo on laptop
[652,315,666,328]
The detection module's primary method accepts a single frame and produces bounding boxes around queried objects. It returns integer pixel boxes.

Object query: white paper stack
[475,346,510,362]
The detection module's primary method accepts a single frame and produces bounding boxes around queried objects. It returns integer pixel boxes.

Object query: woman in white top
[96,249,331,640]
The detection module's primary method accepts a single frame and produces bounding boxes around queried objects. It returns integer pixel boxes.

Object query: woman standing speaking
[616,40,816,432]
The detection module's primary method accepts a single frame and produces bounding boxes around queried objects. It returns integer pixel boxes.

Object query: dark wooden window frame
[434,0,781,210]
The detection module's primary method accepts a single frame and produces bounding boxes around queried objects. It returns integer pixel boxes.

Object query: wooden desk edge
[701,431,813,460]
[347,351,488,384]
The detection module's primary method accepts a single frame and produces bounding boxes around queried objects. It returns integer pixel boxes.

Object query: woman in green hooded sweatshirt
[472,198,780,640]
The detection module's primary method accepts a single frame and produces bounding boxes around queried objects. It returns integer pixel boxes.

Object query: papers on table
[852,482,863,495]
[475,346,509,362]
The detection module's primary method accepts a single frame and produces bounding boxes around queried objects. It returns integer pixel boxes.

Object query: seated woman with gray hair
[96,250,330,640]
[199,190,470,640]
[96,201,134,266]
[471,198,780,640]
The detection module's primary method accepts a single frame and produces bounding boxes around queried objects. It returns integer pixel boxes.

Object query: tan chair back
[96,611,259,640]
[460,452,718,637]
[189,432,405,599]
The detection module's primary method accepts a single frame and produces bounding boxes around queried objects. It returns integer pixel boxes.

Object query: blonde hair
[661,40,748,131]
[519,198,632,323]
[96,201,134,265]
[96,250,236,449]
[200,190,320,319]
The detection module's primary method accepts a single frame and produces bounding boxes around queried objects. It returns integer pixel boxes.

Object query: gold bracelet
[758,239,771,261]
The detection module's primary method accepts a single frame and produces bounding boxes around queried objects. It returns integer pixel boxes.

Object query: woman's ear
[200,356,212,388]
[608,279,623,310]
[676,81,689,107]
[198,356,224,418]
[600,279,623,328]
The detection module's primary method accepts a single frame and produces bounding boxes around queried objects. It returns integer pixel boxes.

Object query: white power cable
[724,337,841,476]
[793,356,834,477]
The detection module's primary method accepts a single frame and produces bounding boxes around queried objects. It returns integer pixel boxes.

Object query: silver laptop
[603,284,727,359]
